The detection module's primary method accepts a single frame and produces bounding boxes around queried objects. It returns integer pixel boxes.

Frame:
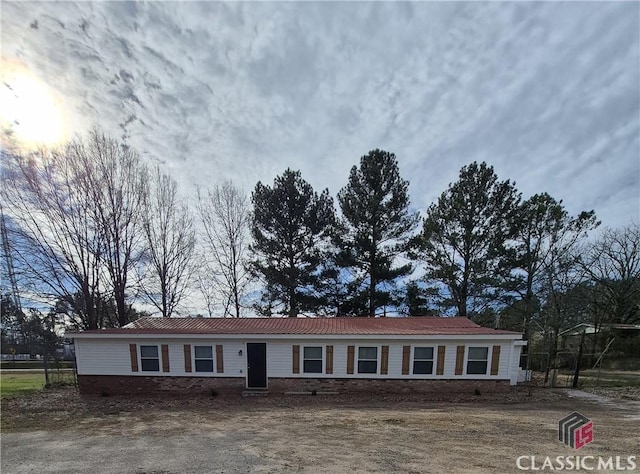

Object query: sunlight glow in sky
[1,60,68,149]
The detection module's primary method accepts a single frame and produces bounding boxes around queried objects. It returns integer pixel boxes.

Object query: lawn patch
[1,372,45,399]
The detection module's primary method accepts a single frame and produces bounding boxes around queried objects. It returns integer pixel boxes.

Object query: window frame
[140,344,160,372]
[302,345,323,374]
[412,346,435,375]
[466,346,490,375]
[356,345,379,375]
[193,345,215,373]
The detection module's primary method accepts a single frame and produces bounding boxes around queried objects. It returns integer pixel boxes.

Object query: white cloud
[2,1,638,315]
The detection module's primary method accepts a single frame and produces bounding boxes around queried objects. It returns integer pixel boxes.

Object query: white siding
[261,339,517,381]
[75,339,132,375]
[76,336,524,385]
[76,338,246,378]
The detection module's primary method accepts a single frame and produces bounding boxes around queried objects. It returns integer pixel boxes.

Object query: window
[358,346,378,374]
[413,347,434,374]
[303,346,322,373]
[467,347,489,375]
[194,345,214,372]
[140,345,159,372]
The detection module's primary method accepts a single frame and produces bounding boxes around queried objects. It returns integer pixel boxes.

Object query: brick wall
[78,375,509,396]
[78,375,246,396]
[268,378,509,394]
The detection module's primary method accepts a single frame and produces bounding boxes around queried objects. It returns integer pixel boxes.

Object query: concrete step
[242,389,269,397]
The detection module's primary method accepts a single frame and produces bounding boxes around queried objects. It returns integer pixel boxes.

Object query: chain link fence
[520,350,640,389]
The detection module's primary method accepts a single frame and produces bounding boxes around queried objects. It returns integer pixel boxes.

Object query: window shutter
[436,346,446,375]
[325,345,333,374]
[161,344,170,372]
[292,345,300,374]
[346,345,355,374]
[216,345,224,373]
[184,344,192,373]
[455,345,465,375]
[129,344,138,372]
[381,345,389,375]
[401,345,410,375]
[491,345,501,375]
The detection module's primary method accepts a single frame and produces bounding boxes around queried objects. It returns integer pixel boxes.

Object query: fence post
[571,330,586,389]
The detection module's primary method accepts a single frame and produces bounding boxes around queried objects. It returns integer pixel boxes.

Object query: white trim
[72,333,522,341]
[139,344,161,373]
[193,344,216,374]
[356,344,381,375]
[464,345,491,376]
[410,345,436,376]
[301,344,324,375]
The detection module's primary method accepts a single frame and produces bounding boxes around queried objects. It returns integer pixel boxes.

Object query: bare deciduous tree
[142,168,196,317]
[73,130,148,326]
[579,224,640,325]
[1,145,106,329]
[81,130,149,326]
[198,181,252,317]
[1,130,149,328]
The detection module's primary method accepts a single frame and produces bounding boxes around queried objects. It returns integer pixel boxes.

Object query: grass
[578,369,640,387]
[550,368,640,388]
[1,372,45,399]
[1,370,76,399]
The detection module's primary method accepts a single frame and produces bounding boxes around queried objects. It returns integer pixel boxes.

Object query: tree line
[1,131,638,354]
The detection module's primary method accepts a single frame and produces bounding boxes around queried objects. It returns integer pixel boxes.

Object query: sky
[1,2,639,229]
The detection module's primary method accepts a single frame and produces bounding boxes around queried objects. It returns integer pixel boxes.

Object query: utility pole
[0,203,21,311]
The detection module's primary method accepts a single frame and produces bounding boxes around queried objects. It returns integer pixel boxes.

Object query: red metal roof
[75,316,521,336]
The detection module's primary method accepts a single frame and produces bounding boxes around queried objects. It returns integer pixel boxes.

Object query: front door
[246,343,267,388]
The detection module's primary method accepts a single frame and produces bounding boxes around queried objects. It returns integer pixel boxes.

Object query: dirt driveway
[2,388,639,473]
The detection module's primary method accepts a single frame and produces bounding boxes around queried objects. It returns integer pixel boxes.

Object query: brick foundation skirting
[78,375,509,396]
[268,377,510,394]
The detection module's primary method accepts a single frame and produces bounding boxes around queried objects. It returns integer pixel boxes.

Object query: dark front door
[246,343,267,388]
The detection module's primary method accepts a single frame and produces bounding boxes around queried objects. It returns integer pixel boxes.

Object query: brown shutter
[325,345,333,374]
[216,345,224,373]
[436,345,446,375]
[455,345,465,375]
[490,345,501,375]
[292,345,300,374]
[129,344,138,372]
[184,344,192,372]
[347,345,355,374]
[161,344,170,372]
[402,345,410,375]
[381,345,389,375]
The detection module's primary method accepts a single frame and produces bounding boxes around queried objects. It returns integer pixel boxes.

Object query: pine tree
[421,162,520,317]
[337,149,419,317]
[250,169,336,317]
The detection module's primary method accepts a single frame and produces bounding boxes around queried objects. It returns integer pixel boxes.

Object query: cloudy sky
[2,1,638,229]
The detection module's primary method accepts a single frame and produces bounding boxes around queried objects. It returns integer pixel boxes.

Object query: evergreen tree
[337,149,419,317]
[250,169,336,317]
[420,162,520,317]
[401,281,439,316]
[500,193,598,340]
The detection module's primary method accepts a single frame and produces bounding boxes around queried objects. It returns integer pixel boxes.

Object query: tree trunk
[42,350,50,386]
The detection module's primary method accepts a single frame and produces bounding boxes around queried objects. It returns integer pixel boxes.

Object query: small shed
[71,316,526,396]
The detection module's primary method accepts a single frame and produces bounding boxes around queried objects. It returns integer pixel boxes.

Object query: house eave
[70,332,523,341]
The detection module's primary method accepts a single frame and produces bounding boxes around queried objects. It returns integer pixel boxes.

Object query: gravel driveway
[2,388,639,473]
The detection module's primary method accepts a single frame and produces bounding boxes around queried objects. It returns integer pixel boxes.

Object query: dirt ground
[1,387,639,473]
